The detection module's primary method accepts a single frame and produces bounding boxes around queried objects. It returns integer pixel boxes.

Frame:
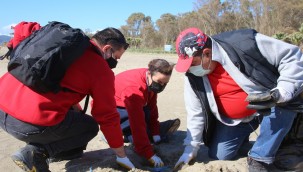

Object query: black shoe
[247,157,274,172]
[48,148,83,163]
[11,144,50,172]
[159,118,181,143]
[160,118,181,135]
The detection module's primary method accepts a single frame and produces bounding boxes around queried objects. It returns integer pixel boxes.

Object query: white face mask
[189,65,211,76]
[189,55,211,76]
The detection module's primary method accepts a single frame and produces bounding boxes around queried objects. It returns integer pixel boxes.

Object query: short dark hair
[92,27,129,50]
[148,59,175,76]
[193,37,212,57]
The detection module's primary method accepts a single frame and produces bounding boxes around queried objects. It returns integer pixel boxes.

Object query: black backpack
[8,21,91,93]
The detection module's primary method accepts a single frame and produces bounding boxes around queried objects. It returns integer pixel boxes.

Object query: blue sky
[0,0,197,35]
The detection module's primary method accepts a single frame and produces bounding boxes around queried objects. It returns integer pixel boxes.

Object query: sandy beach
[0,47,255,172]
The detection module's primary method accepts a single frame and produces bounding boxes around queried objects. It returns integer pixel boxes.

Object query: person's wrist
[116,156,135,170]
[112,146,126,158]
[116,155,124,159]
[184,145,199,156]
[153,135,161,143]
[273,87,292,103]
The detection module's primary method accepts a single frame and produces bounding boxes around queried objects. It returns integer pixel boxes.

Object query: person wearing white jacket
[173,27,303,172]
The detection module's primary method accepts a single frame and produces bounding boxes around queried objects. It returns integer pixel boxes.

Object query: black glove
[246,90,280,115]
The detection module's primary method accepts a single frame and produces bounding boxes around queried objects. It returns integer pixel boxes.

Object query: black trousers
[0,109,99,156]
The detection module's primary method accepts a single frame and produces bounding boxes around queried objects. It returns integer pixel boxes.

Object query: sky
[0,0,197,35]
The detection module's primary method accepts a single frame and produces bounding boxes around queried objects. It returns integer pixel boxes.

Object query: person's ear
[147,70,152,76]
[92,38,108,54]
[102,45,111,54]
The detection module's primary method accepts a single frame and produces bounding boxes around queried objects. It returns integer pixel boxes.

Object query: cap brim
[175,57,193,72]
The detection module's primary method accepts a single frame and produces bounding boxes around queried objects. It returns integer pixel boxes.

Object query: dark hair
[148,59,175,76]
[92,27,129,51]
[193,37,212,57]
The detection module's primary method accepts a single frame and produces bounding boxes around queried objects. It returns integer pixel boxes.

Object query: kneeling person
[0,27,134,171]
[115,59,180,167]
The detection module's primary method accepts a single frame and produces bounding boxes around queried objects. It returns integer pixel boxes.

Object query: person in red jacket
[0,27,135,171]
[114,59,181,167]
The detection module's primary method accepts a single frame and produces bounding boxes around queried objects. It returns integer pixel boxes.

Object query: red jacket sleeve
[90,63,123,149]
[123,87,155,159]
[147,93,160,136]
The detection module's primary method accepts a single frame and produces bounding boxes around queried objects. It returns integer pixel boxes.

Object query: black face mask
[106,56,118,69]
[148,80,166,93]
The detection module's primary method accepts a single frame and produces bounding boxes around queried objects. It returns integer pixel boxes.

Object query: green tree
[195,0,225,34]
[118,0,303,50]
[126,12,146,37]
[126,37,142,48]
[287,23,303,46]
[120,25,131,37]
[176,12,201,32]
[141,20,162,48]
[156,13,178,46]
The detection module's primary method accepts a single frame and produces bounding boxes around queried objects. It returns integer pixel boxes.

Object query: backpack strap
[0,49,12,60]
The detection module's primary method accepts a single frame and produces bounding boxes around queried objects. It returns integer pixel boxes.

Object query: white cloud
[3,23,16,29]
[95,28,103,32]
[0,23,16,36]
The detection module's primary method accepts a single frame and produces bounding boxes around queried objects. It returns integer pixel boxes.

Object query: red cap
[175,28,208,72]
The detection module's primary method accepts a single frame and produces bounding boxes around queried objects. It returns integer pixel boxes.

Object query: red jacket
[0,41,123,148]
[115,68,160,159]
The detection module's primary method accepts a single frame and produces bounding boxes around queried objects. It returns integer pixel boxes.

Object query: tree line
[2,0,302,51]
[107,0,303,50]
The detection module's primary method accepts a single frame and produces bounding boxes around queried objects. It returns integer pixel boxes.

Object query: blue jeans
[118,106,151,138]
[208,116,260,160]
[249,106,296,164]
[117,106,172,142]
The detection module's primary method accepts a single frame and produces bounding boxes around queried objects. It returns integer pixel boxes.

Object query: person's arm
[112,146,135,170]
[112,146,126,157]
[123,87,164,167]
[90,64,124,148]
[90,62,135,170]
[256,33,303,102]
[183,76,204,150]
[175,76,204,168]
[122,87,155,159]
[147,93,160,137]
